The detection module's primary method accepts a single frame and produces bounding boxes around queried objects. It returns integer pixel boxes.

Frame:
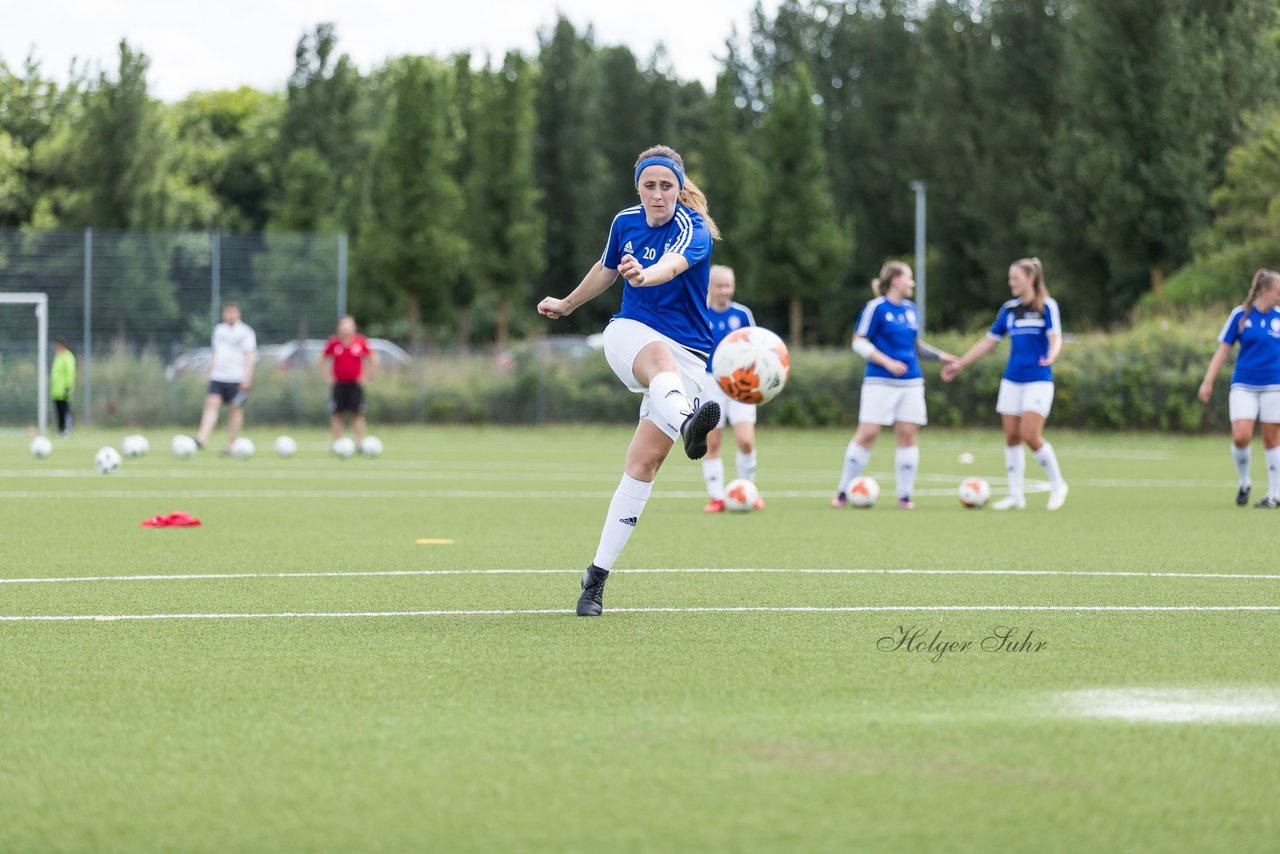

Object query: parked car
[495,335,603,371]
[164,347,212,382]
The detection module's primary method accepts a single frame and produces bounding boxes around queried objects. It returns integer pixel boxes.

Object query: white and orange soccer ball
[958,477,992,508]
[846,475,879,508]
[724,478,760,512]
[711,326,790,404]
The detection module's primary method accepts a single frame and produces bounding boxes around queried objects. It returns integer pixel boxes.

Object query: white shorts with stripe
[603,318,708,440]
[1229,386,1280,423]
[858,379,926,426]
[996,380,1054,418]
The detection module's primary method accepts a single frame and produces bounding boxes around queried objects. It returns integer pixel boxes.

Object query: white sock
[895,446,919,500]
[1031,441,1064,487]
[1267,448,1280,499]
[736,449,758,483]
[1005,445,1025,498]
[702,458,725,500]
[838,440,872,494]
[1233,445,1252,488]
[592,474,654,571]
[646,371,693,438]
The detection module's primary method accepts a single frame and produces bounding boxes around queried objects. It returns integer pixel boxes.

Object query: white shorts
[603,318,708,439]
[1229,386,1280,423]
[997,380,1054,418]
[858,381,926,426]
[701,373,757,427]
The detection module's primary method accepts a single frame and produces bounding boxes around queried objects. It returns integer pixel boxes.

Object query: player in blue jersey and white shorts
[700,264,765,512]
[538,145,721,616]
[833,261,956,509]
[1199,269,1280,507]
[943,258,1069,510]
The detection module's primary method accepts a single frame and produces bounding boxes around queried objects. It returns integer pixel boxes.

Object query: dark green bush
[0,314,1241,433]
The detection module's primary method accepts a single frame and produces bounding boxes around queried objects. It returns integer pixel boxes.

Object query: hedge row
[4,313,1242,433]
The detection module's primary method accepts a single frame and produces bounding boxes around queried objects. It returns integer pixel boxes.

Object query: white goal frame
[0,293,49,435]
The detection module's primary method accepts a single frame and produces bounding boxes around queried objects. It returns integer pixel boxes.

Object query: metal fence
[0,229,347,427]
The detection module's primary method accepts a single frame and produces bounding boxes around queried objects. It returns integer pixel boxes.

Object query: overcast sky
[2,0,780,101]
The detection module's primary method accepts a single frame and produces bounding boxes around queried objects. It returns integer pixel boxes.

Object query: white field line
[4,567,1280,585]
[4,605,1280,623]
[0,488,1029,499]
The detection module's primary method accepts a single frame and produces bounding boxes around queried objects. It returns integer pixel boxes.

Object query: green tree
[360,59,467,347]
[701,68,762,293]
[533,18,610,331]
[756,65,851,346]
[462,53,545,351]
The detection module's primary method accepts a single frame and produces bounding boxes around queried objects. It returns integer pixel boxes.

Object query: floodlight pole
[909,181,927,330]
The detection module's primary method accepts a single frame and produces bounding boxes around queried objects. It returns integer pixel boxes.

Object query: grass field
[2,424,1278,852]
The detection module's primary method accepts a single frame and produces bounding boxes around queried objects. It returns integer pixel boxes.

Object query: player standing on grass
[1198,269,1280,507]
[538,144,721,617]
[701,264,764,512]
[942,258,1069,510]
[194,302,256,454]
[321,315,379,446]
[833,262,955,510]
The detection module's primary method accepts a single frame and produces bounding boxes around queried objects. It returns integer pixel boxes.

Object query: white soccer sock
[895,446,919,500]
[838,440,872,494]
[1005,444,1026,498]
[702,457,725,500]
[646,371,693,438]
[593,474,654,571]
[736,449,758,483]
[1266,448,1280,499]
[1233,445,1252,488]
[1031,441,1064,487]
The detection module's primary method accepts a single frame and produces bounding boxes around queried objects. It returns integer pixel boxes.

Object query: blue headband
[634,156,685,189]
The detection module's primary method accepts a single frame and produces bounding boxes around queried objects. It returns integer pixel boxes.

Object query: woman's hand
[617,254,647,286]
[941,362,962,383]
[885,359,908,377]
[537,297,572,319]
[1198,380,1213,404]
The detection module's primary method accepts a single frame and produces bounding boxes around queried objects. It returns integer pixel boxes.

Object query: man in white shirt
[195,302,257,452]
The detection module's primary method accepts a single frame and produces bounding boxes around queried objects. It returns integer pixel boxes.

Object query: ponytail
[1239,269,1280,334]
[1014,257,1048,313]
[679,178,721,240]
[872,261,911,297]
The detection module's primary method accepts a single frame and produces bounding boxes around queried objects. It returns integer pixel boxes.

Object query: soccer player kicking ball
[701,265,764,512]
[321,315,379,446]
[538,145,720,617]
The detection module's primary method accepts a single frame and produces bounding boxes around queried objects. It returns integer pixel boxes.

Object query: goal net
[0,293,49,434]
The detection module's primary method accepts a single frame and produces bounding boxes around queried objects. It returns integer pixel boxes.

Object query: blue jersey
[855,297,922,384]
[1219,305,1280,389]
[600,203,713,354]
[705,301,755,373]
[987,297,1061,383]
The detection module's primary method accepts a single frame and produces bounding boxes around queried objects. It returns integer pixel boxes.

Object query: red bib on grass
[140,512,202,528]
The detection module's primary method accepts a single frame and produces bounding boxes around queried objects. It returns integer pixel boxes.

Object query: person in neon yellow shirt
[51,338,76,436]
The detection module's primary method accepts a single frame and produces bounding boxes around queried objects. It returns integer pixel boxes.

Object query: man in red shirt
[320,316,379,445]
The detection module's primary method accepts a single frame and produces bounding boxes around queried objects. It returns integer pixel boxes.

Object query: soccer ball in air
[358,436,383,458]
[846,475,880,508]
[95,446,122,475]
[711,326,791,404]
[332,437,356,460]
[274,435,298,458]
[30,436,53,459]
[122,434,150,458]
[230,437,255,460]
[723,478,760,512]
[172,435,198,459]
[958,477,992,509]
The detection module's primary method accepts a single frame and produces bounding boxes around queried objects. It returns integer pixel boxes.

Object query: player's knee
[737,438,754,454]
